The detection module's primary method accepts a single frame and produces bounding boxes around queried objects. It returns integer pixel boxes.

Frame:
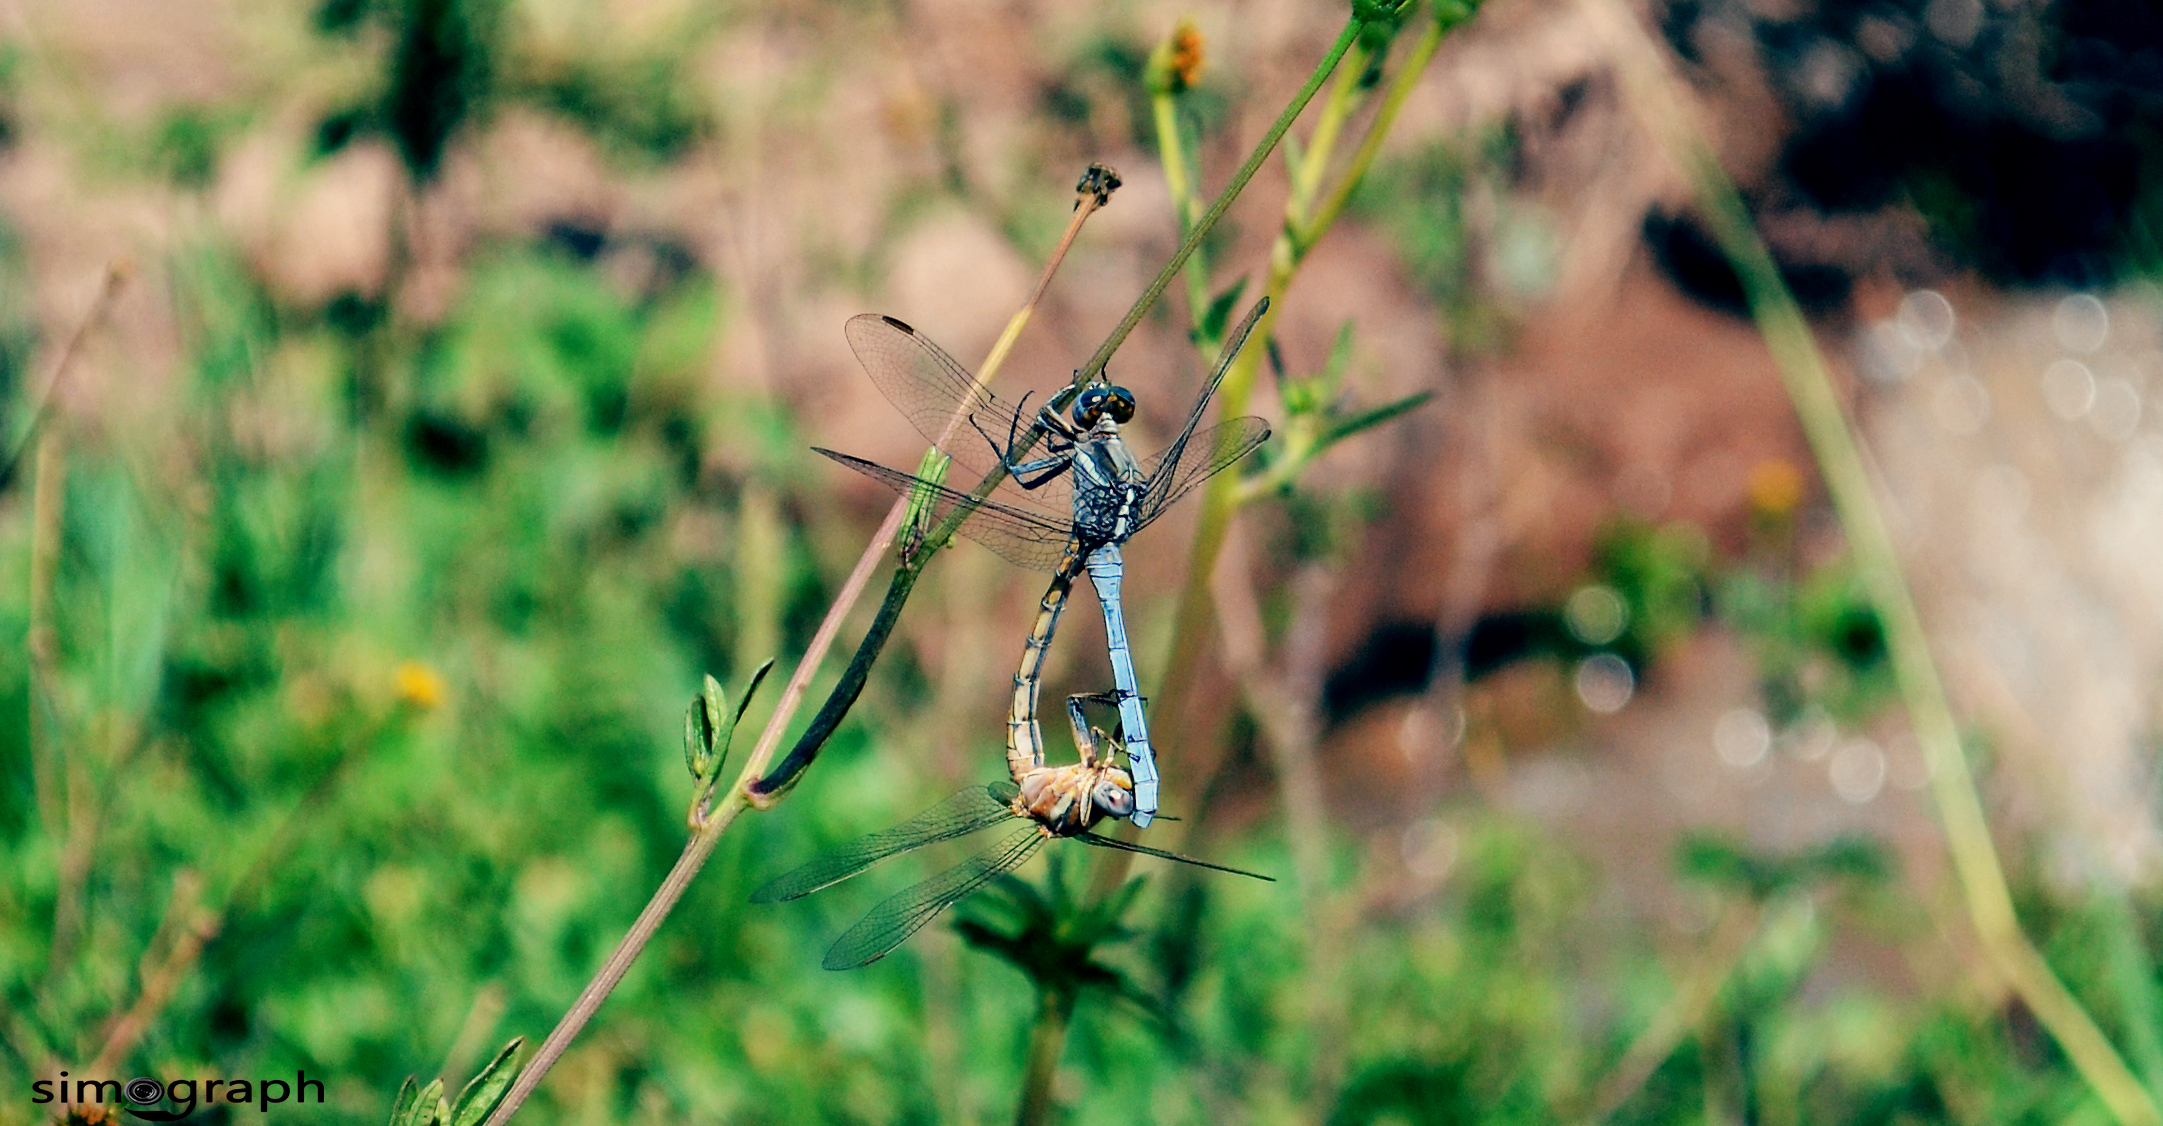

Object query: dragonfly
[815,297,1273,827]
[752,686,1272,969]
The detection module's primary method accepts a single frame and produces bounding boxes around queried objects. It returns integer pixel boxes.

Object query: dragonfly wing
[1136,297,1271,500]
[814,449,1075,572]
[750,785,1017,904]
[1134,416,1272,524]
[1076,830,1276,882]
[843,314,1072,516]
[823,822,1046,969]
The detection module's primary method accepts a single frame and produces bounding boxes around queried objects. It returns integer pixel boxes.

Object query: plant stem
[1286,40,1371,220]
[1152,85,1212,339]
[1301,9,1455,250]
[1143,1,1462,863]
[481,170,1113,1126]
[1582,1,2161,1121]
[1577,900,1766,1124]
[1072,20,1363,387]
[1012,987,1077,1126]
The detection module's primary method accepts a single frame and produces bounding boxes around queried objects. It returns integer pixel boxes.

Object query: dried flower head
[1169,21,1204,90]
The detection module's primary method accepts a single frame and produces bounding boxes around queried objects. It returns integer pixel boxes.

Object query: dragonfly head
[1073,385,1136,429]
[1090,771,1136,821]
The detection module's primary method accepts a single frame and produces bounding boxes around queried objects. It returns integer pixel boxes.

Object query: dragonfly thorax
[1015,761,1135,836]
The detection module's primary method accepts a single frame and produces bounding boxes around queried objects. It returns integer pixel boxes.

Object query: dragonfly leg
[1006,449,1074,489]
[1064,689,1124,767]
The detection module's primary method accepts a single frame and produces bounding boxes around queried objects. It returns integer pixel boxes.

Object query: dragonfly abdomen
[1008,540,1088,782]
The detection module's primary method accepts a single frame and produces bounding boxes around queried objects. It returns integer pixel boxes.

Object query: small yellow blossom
[1745,458,1804,516]
[394,661,446,710]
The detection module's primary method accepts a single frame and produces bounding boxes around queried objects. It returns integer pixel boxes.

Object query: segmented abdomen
[1008,537,1089,783]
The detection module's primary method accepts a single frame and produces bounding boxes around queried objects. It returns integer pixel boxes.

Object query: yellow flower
[1746,458,1804,517]
[394,661,446,710]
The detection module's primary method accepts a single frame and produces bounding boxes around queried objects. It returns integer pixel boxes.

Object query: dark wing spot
[881,315,915,334]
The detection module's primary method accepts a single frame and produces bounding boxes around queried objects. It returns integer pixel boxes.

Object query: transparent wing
[1135,417,1272,526]
[1076,831,1276,882]
[843,314,1071,516]
[750,785,1017,904]
[1135,297,1270,502]
[815,448,1075,572]
[823,823,1045,969]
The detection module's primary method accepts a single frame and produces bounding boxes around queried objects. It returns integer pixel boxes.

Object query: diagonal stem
[1582,1,2162,1122]
[481,170,1114,1126]
[1072,20,1363,387]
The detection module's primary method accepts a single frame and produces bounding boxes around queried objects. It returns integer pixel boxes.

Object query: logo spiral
[124,1078,164,1105]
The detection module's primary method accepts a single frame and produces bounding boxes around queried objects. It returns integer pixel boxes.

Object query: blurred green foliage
[6,6,2163,1125]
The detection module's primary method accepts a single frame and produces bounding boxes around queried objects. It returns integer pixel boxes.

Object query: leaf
[1321,320,1356,388]
[684,661,772,783]
[1799,837,1892,886]
[1676,833,1778,898]
[386,1078,424,1126]
[731,658,774,734]
[1317,390,1433,450]
[1199,279,1249,346]
[449,1038,525,1126]
[403,1080,445,1126]
[684,681,719,781]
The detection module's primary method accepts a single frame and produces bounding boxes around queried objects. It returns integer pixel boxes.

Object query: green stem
[1146,3,1460,844]
[1701,160,2160,1126]
[1153,90,1213,341]
[1012,987,1077,1126]
[1073,19,1364,387]
[1286,39,1370,220]
[1583,2,2159,1117]
[1302,8,1453,249]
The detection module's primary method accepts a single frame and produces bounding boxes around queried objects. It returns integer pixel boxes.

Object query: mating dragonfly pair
[755,299,1276,969]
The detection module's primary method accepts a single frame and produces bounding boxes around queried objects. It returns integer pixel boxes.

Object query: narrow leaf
[449,1039,525,1126]
[1199,278,1248,345]
[386,1078,423,1126]
[1317,390,1433,450]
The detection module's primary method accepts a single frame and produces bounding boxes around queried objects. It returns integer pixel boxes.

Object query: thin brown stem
[88,873,218,1075]
[27,268,126,982]
[2,263,124,483]
[1576,900,1765,1124]
[484,171,1115,1126]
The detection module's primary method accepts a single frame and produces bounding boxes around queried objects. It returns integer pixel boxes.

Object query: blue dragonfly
[815,297,1272,827]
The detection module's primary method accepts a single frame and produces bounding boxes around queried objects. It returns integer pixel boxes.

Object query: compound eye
[1093,782,1135,819]
[1073,387,1109,426]
[1102,387,1136,423]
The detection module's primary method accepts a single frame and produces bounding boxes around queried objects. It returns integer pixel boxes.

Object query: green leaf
[386,1077,424,1126]
[449,1038,524,1126]
[685,682,719,781]
[402,1079,445,1126]
[904,448,956,551]
[732,659,775,733]
[1317,390,1433,450]
[1321,320,1357,387]
[1199,279,1249,346]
